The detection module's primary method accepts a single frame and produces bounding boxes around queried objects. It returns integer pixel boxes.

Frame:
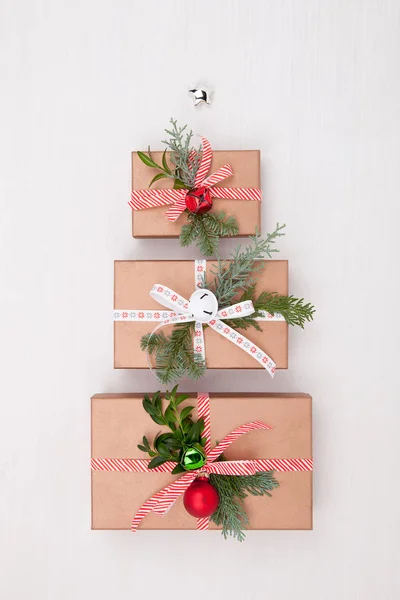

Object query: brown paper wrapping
[91,393,313,531]
[131,150,261,238]
[114,260,288,370]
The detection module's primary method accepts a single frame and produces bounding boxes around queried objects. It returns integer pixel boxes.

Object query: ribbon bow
[91,393,313,531]
[128,137,262,222]
[147,280,277,377]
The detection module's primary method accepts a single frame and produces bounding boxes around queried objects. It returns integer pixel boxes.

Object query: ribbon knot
[129,137,261,222]
[147,277,277,376]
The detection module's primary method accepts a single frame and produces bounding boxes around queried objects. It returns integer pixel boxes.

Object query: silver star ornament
[189,86,213,106]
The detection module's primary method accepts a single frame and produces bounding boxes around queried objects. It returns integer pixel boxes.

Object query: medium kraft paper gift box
[131,150,261,238]
[114,259,288,370]
[91,393,313,531]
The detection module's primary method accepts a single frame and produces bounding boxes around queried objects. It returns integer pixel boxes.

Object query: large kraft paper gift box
[131,150,261,238]
[114,259,288,370]
[91,393,313,531]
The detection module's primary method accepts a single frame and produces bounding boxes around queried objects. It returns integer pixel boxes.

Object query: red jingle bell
[183,476,219,518]
[185,186,213,215]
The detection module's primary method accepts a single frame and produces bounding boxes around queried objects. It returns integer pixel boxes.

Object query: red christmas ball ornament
[183,476,219,518]
[185,186,213,215]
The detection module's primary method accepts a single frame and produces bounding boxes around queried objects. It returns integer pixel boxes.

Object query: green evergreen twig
[180,211,239,256]
[223,286,315,330]
[161,119,201,187]
[141,322,206,384]
[208,225,286,306]
[210,471,279,541]
[137,118,200,188]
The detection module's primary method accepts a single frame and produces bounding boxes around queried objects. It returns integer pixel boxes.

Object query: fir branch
[140,332,169,353]
[180,211,239,256]
[179,218,199,248]
[163,321,193,355]
[208,224,286,307]
[185,213,218,256]
[210,471,279,541]
[204,212,238,236]
[141,322,206,384]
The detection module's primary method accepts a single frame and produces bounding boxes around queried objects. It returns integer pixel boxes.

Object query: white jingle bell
[189,289,218,323]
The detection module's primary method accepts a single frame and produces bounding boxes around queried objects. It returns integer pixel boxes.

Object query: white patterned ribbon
[194,260,206,361]
[114,261,286,377]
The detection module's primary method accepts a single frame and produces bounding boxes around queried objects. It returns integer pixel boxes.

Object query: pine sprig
[180,211,239,256]
[210,471,279,541]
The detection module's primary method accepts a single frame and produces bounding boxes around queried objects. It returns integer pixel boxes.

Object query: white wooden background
[1,1,399,598]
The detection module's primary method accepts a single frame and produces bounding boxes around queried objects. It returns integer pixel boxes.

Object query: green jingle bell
[180,444,207,471]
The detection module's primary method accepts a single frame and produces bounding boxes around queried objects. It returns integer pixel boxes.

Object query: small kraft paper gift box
[91,393,313,533]
[130,148,261,239]
[113,258,289,374]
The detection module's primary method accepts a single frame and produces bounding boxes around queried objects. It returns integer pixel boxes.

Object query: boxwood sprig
[137,386,205,474]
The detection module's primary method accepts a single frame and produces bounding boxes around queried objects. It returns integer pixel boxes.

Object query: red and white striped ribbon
[90,457,313,474]
[114,261,285,377]
[91,393,313,531]
[129,136,262,222]
[198,392,211,455]
[194,137,212,185]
